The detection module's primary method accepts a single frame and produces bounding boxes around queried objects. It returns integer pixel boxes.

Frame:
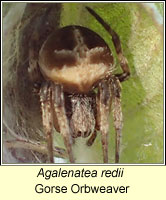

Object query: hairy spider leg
[111,77,123,163]
[40,82,54,163]
[86,130,97,146]
[51,83,75,163]
[86,6,130,82]
[97,80,112,163]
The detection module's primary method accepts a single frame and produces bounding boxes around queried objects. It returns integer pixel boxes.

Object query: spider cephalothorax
[29,6,130,163]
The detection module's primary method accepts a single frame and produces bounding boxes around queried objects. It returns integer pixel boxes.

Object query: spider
[28,6,130,163]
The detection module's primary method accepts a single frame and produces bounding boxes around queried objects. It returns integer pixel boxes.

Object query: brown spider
[28,6,130,163]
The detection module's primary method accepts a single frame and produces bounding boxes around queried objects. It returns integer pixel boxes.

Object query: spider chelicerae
[28,6,130,163]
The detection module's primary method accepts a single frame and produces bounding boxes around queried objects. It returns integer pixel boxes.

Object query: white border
[1,1,165,166]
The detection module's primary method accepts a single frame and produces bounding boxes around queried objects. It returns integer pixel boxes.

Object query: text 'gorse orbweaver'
[28,6,130,163]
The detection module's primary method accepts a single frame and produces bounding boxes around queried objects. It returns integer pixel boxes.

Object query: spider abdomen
[39,25,114,93]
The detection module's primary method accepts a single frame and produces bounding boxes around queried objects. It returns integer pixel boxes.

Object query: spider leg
[97,80,112,163]
[40,82,54,163]
[86,6,130,82]
[51,83,75,163]
[111,77,123,163]
[86,130,97,146]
